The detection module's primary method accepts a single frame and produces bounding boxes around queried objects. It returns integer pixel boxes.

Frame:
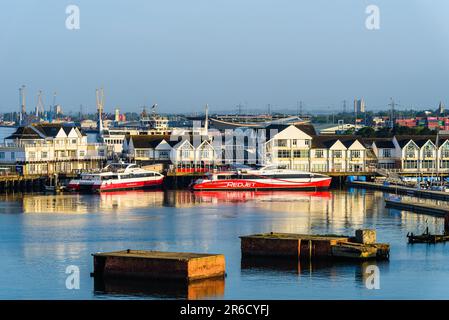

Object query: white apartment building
[0,124,107,175]
[262,125,367,172]
[123,135,216,171]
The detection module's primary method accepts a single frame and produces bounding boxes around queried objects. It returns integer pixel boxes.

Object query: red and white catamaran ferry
[191,165,332,191]
[68,163,164,193]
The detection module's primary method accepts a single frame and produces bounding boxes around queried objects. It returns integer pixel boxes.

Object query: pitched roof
[395,135,436,148]
[310,135,364,149]
[5,126,43,140]
[373,140,395,148]
[295,124,316,136]
[129,135,169,149]
[263,124,316,140]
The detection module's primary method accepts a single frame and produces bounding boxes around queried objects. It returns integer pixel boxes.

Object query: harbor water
[0,189,448,299]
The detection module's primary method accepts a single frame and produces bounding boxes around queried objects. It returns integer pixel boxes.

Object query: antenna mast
[96,88,104,133]
[389,98,395,129]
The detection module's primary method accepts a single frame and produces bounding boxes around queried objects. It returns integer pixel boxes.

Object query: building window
[201,150,209,158]
[79,151,85,157]
[422,160,435,169]
[305,140,310,147]
[404,160,417,169]
[350,150,361,159]
[41,152,48,159]
[440,160,449,169]
[11,152,15,160]
[406,145,415,158]
[333,150,342,158]
[442,145,449,158]
[182,149,190,158]
[293,150,309,158]
[277,150,291,158]
[0,152,4,159]
[136,150,147,158]
[72,139,77,144]
[29,152,36,159]
[159,151,169,159]
[383,149,392,158]
[315,150,324,158]
[99,150,105,157]
[424,145,433,158]
[312,164,327,172]
[276,140,287,147]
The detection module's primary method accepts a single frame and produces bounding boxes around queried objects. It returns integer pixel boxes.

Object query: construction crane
[19,85,26,125]
[35,90,44,118]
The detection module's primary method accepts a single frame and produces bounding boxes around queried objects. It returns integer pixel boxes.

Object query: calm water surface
[0,189,448,299]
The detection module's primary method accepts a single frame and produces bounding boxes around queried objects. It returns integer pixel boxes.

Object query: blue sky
[1,0,449,114]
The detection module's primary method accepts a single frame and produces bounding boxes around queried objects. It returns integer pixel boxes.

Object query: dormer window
[424,145,433,158]
[406,145,415,158]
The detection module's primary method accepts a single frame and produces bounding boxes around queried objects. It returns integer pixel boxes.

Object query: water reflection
[94,276,225,300]
[21,191,165,214]
[241,256,389,288]
[5,189,445,235]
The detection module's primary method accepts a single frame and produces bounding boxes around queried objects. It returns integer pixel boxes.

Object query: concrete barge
[240,230,389,260]
[92,250,226,281]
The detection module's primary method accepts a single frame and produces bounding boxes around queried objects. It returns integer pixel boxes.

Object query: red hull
[69,178,164,192]
[192,178,332,190]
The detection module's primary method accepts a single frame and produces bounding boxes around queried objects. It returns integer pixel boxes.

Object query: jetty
[385,199,449,216]
[240,230,389,261]
[92,250,226,282]
[385,199,449,243]
[349,181,449,201]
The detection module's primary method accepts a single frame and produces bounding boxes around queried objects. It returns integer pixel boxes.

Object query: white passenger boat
[68,163,164,193]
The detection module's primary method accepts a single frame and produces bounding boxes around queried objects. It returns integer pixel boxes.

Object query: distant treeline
[354,126,437,138]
